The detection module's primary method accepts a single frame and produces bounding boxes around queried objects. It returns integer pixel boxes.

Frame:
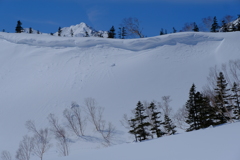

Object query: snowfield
[0,31,239,160]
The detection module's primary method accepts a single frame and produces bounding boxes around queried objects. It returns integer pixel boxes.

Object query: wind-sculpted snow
[0,31,239,159]
[0,32,224,51]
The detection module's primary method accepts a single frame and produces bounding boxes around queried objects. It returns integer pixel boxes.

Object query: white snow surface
[0,31,240,160]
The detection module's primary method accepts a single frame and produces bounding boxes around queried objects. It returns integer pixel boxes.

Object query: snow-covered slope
[0,31,239,159]
[54,22,108,37]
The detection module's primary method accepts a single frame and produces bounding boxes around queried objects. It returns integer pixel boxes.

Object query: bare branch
[1,151,11,160]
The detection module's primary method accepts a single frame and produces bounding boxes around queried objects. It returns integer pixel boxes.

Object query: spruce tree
[58,27,62,36]
[192,22,199,32]
[214,72,231,124]
[173,27,177,33]
[231,82,240,119]
[118,27,122,39]
[70,29,74,37]
[29,27,33,34]
[148,102,163,138]
[121,27,127,39]
[186,84,199,132]
[134,101,151,141]
[211,16,219,32]
[108,26,116,38]
[160,28,164,35]
[163,114,176,135]
[128,118,138,142]
[15,20,23,33]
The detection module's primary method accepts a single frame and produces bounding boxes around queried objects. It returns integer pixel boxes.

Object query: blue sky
[0,0,239,37]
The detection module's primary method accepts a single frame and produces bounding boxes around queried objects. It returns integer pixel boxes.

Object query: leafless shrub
[15,135,34,160]
[120,114,131,130]
[1,151,11,160]
[63,102,86,137]
[121,17,144,38]
[158,96,173,117]
[25,120,52,160]
[202,16,213,31]
[222,15,235,23]
[48,114,69,156]
[173,105,188,130]
[181,22,194,31]
[85,98,116,146]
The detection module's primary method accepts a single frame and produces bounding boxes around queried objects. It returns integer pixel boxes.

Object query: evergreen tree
[231,82,240,119]
[2,29,5,32]
[160,28,164,35]
[211,16,219,32]
[37,30,40,34]
[58,27,62,36]
[15,20,23,33]
[29,27,33,34]
[85,31,89,37]
[128,118,138,142]
[214,72,231,124]
[173,27,177,33]
[70,29,74,37]
[121,27,127,39]
[108,26,116,38]
[221,20,228,32]
[186,84,199,132]
[118,27,122,39]
[133,101,151,141]
[163,114,176,135]
[192,22,199,32]
[148,102,163,138]
[165,29,168,35]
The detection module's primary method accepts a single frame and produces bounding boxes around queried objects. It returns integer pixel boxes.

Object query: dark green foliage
[231,82,240,119]
[70,29,74,37]
[163,115,176,135]
[214,72,231,124]
[160,28,164,35]
[211,16,219,32]
[148,102,163,138]
[221,20,228,32]
[128,118,138,142]
[108,26,116,38]
[185,84,199,131]
[29,27,33,34]
[192,22,199,32]
[132,101,151,141]
[58,27,62,36]
[173,27,177,33]
[85,31,89,37]
[121,27,127,39]
[15,20,23,33]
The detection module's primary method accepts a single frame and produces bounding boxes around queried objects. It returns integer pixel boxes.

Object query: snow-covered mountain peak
[55,22,108,37]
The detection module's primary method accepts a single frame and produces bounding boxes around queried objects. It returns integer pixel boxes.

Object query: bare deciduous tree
[1,151,11,160]
[85,98,116,146]
[25,120,52,160]
[121,17,144,38]
[158,96,173,117]
[223,15,234,23]
[202,16,213,31]
[15,135,34,160]
[63,102,86,137]
[173,105,188,130]
[181,22,194,31]
[48,114,69,156]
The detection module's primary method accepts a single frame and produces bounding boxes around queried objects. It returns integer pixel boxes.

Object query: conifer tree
[58,27,62,36]
[148,102,163,138]
[231,82,240,119]
[186,84,199,132]
[192,22,199,32]
[70,29,74,37]
[211,16,219,32]
[85,31,89,37]
[214,72,231,124]
[29,27,33,34]
[118,27,122,39]
[2,29,5,32]
[108,26,116,38]
[121,27,127,39]
[163,114,176,135]
[173,27,177,33]
[221,20,228,32]
[133,101,151,141]
[15,20,23,33]
[160,28,164,35]
[128,118,138,142]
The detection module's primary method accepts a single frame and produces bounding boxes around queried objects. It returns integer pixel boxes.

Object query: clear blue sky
[0,0,239,37]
